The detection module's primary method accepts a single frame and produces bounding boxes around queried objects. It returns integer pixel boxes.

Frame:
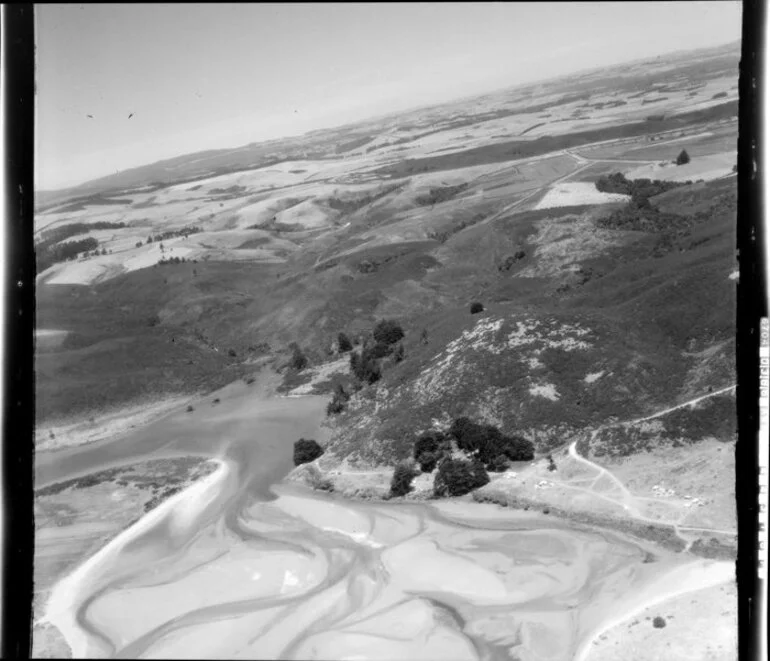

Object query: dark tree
[676,149,690,165]
[652,616,667,629]
[389,460,419,497]
[337,332,353,353]
[547,453,557,471]
[373,319,404,345]
[433,458,490,497]
[413,431,448,472]
[350,349,381,384]
[289,344,308,371]
[293,438,324,466]
[470,302,484,314]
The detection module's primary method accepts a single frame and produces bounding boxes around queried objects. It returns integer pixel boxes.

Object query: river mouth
[38,386,732,660]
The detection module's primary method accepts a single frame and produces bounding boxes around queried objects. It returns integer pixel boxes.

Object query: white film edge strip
[759,317,769,580]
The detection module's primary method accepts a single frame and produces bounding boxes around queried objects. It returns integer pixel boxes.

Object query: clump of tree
[676,149,691,165]
[595,172,687,198]
[326,383,351,416]
[157,256,188,265]
[337,332,353,353]
[36,237,100,272]
[289,343,309,371]
[349,319,405,385]
[293,438,324,466]
[448,417,535,470]
[413,431,451,472]
[389,459,420,497]
[433,458,490,497]
[150,225,202,243]
[712,91,728,99]
[470,302,484,314]
[373,319,404,345]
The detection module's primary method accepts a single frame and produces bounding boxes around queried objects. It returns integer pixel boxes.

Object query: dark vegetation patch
[426,213,487,243]
[519,122,546,136]
[56,196,134,213]
[37,238,100,273]
[35,456,216,512]
[414,183,469,206]
[325,185,401,215]
[449,417,535,468]
[148,225,202,243]
[433,459,490,497]
[209,185,248,198]
[389,460,419,497]
[293,438,324,466]
[237,236,272,249]
[36,222,127,272]
[334,135,371,154]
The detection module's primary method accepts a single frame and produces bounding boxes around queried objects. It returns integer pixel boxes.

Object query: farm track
[560,385,737,539]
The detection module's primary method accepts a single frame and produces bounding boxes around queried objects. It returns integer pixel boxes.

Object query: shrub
[186,405,194,413]
[372,319,404,345]
[420,329,429,344]
[337,332,353,353]
[433,459,490,497]
[228,348,237,357]
[652,616,666,629]
[350,349,381,384]
[293,438,324,466]
[326,384,350,416]
[389,460,419,497]
[212,398,220,405]
[676,149,690,165]
[547,454,557,472]
[470,302,484,314]
[289,344,308,371]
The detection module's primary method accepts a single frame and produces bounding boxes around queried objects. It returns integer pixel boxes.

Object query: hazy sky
[35,2,742,190]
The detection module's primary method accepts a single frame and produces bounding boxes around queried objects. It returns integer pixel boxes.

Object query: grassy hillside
[36,174,735,436]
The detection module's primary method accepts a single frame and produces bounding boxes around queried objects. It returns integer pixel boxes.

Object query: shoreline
[287,461,736,562]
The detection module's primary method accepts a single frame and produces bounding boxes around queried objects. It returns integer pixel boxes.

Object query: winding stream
[37,386,732,660]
